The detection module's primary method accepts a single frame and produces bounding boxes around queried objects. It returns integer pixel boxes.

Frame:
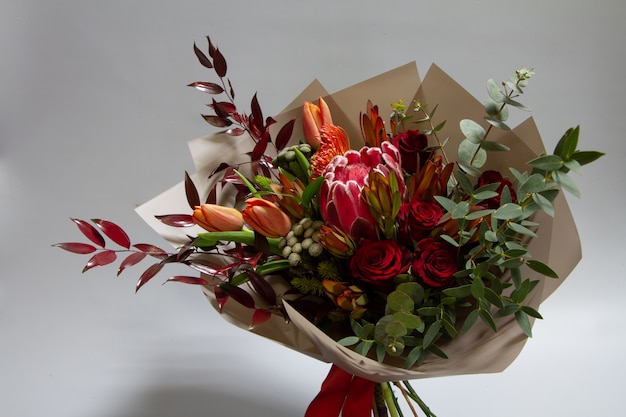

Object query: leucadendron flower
[192,204,244,232]
[242,198,292,238]
[302,97,333,149]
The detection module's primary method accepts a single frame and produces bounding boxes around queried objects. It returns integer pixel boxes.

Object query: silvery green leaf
[507,221,538,237]
[553,171,581,198]
[526,259,559,278]
[503,97,531,111]
[532,192,554,217]
[564,159,582,174]
[485,117,511,130]
[518,173,546,194]
[457,160,483,177]
[506,80,523,94]
[485,230,498,242]
[460,119,486,144]
[338,336,359,346]
[493,203,523,220]
[456,170,474,194]
[484,99,500,116]
[528,154,563,171]
[487,79,506,103]
[440,234,460,247]
[515,310,532,337]
[434,195,457,213]
[452,201,470,219]
[481,140,510,151]
[465,209,494,220]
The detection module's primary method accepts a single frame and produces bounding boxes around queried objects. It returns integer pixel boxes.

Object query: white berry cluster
[278,217,325,266]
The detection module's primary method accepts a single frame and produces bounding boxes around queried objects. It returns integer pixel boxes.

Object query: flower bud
[242,198,292,238]
[192,204,244,232]
[302,97,333,149]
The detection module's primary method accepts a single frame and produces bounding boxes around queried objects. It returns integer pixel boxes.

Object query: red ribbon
[305,365,376,417]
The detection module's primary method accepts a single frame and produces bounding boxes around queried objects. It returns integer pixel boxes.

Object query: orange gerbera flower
[309,124,350,179]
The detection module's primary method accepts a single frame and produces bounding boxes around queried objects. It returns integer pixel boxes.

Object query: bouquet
[56,37,603,416]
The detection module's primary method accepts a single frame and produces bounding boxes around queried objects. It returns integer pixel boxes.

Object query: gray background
[2,1,624,416]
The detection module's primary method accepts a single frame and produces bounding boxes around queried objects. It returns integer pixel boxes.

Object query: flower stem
[381,382,401,417]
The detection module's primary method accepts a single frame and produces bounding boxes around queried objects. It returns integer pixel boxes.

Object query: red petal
[92,219,131,249]
[71,218,105,247]
[54,242,97,254]
[165,275,210,286]
[83,250,117,272]
[250,309,272,329]
[117,252,147,276]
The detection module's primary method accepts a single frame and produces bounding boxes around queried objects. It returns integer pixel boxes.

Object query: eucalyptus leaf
[338,336,359,346]
[528,154,563,171]
[487,79,506,103]
[480,139,511,151]
[553,171,581,198]
[460,119,486,144]
[507,221,538,237]
[387,290,415,312]
[422,321,442,348]
[531,192,554,217]
[515,310,532,337]
[518,173,546,194]
[493,203,523,220]
[570,150,605,166]
[484,117,511,130]
[527,259,559,278]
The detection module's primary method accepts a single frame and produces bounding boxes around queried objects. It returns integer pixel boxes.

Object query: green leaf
[434,195,458,214]
[465,209,494,220]
[440,234,460,247]
[404,346,423,369]
[518,173,546,194]
[487,79,506,103]
[417,307,440,317]
[528,155,563,171]
[397,282,425,305]
[526,259,559,278]
[423,321,441,348]
[570,150,604,166]
[452,201,470,219]
[503,97,531,111]
[515,310,532,337]
[443,284,472,298]
[456,170,475,194]
[553,171,581,198]
[460,119,486,144]
[393,312,423,330]
[471,277,485,298]
[301,176,324,209]
[484,287,504,308]
[484,99,499,116]
[553,126,579,159]
[532,192,555,217]
[564,159,583,175]
[337,336,359,346]
[355,341,374,356]
[493,203,523,220]
[385,320,408,338]
[479,309,497,331]
[484,117,511,130]
[521,305,543,319]
[387,290,414,312]
[507,221,538,237]
[460,309,479,334]
[480,139,511,151]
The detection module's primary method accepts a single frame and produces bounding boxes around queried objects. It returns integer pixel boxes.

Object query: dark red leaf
[228,79,235,99]
[218,283,255,309]
[135,262,164,292]
[226,127,245,136]
[188,81,224,94]
[176,247,194,262]
[133,243,168,258]
[206,184,217,204]
[209,162,231,178]
[83,250,117,272]
[250,93,264,132]
[245,269,276,305]
[251,309,272,329]
[202,114,232,128]
[211,100,236,117]
[165,275,210,286]
[193,42,213,69]
[71,218,105,247]
[206,36,216,58]
[213,48,227,78]
[186,258,220,275]
[155,214,195,227]
[275,118,296,151]
[184,171,201,210]
[53,242,97,254]
[214,286,229,312]
[117,252,147,276]
[248,136,268,161]
[91,219,131,249]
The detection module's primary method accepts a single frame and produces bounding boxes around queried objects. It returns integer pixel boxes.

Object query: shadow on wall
[102,384,303,417]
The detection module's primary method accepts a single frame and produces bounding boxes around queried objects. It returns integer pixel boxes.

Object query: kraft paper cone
[135,63,581,382]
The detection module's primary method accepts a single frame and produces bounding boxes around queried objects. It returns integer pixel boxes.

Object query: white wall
[2,1,623,416]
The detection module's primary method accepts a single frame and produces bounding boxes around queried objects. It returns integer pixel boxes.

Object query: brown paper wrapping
[135,63,581,383]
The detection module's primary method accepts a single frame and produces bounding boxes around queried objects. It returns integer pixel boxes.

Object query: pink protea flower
[318,141,405,242]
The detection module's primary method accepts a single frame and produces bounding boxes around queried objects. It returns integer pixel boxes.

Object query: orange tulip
[302,97,333,149]
[192,204,244,232]
[242,198,292,238]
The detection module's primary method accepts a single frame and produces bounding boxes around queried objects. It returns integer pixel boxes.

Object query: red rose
[411,238,458,288]
[476,170,516,209]
[397,200,443,243]
[392,130,429,174]
[350,240,410,289]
